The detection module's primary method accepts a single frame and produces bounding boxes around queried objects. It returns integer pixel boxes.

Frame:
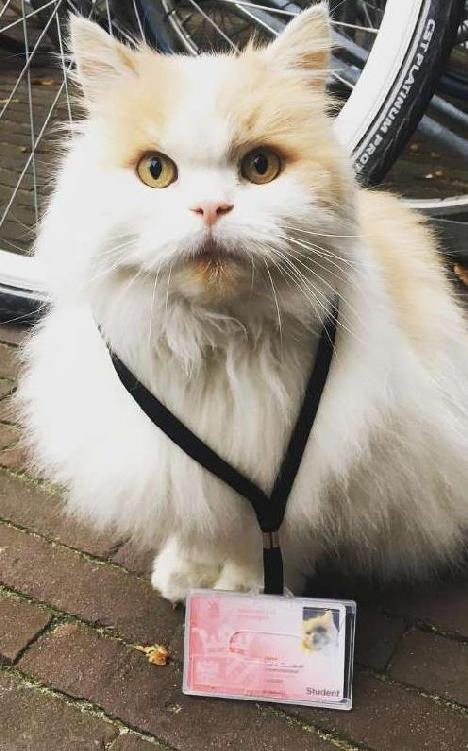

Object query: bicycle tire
[347,0,465,185]
[159,0,464,186]
[0,0,465,321]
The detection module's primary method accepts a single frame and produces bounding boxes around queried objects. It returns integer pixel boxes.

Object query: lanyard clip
[262,528,284,595]
[262,530,280,549]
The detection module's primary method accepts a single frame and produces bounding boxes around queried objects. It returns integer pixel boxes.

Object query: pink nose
[190,201,233,227]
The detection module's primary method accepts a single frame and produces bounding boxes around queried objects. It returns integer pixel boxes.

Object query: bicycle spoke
[0,0,60,34]
[21,0,38,223]
[0,0,16,23]
[184,0,239,51]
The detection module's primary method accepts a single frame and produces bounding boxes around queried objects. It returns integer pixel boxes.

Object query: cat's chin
[172,245,252,305]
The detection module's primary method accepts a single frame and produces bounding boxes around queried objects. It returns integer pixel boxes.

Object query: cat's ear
[265,3,331,76]
[69,16,138,104]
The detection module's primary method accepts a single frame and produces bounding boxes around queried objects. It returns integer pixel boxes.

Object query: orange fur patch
[359,189,455,351]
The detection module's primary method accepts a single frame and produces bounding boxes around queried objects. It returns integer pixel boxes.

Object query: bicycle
[0,0,466,321]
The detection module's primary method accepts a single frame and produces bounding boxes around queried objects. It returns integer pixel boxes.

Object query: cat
[302,610,338,653]
[18,4,468,604]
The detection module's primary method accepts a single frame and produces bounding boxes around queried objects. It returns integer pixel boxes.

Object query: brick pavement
[0,323,467,750]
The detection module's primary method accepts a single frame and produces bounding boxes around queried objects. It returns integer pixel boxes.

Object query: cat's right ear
[264,3,331,78]
[69,16,138,106]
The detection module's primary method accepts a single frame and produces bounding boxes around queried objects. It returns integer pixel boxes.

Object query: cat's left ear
[265,3,331,76]
[69,16,138,106]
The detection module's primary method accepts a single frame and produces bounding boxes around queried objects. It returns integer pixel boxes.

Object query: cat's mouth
[173,237,249,302]
[190,237,242,265]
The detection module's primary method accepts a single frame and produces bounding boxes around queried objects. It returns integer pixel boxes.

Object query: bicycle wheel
[0,0,174,323]
[161,0,464,184]
[0,0,464,321]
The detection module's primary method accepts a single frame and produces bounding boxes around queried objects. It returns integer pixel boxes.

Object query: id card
[183,589,356,710]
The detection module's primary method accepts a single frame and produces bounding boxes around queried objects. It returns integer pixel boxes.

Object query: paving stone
[0,324,27,346]
[0,379,13,400]
[0,423,17,450]
[111,542,154,576]
[0,524,181,645]
[0,343,19,379]
[20,623,339,750]
[389,629,468,706]
[385,578,468,638]
[0,671,118,751]
[168,622,185,663]
[0,471,119,558]
[354,606,406,671]
[0,396,16,423]
[284,671,468,751]
[0,445,28,471]
[109,734,165,751]
[0,594,51,664]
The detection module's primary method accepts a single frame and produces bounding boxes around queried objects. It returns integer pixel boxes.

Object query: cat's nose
[190,201,233,227]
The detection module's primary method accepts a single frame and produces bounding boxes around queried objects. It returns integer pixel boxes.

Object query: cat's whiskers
[165,262,174,325]
[284,231,364,270]
[268,248,331,326]
[249,255,256,295]
[287,237,351,279]
[263,259,283,346]
[285,238,367,334]
[112,262,150,312]
[85,238,141,290]
[282,224,363,240]
[286,239,367,306]
[267,254,321,325]
[148,263,162,348]
[268,247,358,342]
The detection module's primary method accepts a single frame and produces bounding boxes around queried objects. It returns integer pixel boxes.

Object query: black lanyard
[104,303,338,595]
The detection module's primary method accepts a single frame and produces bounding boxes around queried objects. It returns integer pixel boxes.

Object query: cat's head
[302,609,337,651]
[62,6,354,322]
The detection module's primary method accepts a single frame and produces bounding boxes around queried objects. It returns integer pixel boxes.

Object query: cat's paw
[214,561,263,593]
[151,543,221,603]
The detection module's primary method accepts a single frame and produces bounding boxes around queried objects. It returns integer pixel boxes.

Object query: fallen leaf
[424,173,434,179]
[134,643,170,666]
[32,78,55,86]
[409,143,420,153]
[434,170,444,177]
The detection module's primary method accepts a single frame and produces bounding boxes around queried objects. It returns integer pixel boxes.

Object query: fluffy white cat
[19,5,468,602]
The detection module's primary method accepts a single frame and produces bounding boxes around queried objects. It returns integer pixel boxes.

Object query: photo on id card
[183,590,355,709]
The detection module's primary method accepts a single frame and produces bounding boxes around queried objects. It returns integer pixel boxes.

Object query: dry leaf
[32,78,55,87]
[424,173,434,179]
[409,143,420,153]
[434,170,444,177]
[134,643,170,666]
[453,264,468,287]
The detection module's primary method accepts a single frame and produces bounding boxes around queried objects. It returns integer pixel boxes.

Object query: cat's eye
[136,152,177,188]
[240,148,282,185]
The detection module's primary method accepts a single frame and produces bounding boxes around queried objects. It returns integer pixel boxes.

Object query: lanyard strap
[104,304,337,595]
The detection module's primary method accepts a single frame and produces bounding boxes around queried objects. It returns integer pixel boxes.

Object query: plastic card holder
[183,589,356,710]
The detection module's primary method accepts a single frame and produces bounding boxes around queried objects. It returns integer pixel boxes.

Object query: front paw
[214,561,263,593]
[151,546,221,603]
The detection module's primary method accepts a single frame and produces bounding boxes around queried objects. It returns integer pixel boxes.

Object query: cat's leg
[214,558,306,594]
[214,547,307,594]
[151,537,221,603]
[214,560,263,593]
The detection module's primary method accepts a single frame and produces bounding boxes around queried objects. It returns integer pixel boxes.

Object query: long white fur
[19,8,468,601]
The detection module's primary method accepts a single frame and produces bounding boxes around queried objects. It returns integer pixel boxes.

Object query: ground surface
[0,324,468,750]
[1,11,468,751]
